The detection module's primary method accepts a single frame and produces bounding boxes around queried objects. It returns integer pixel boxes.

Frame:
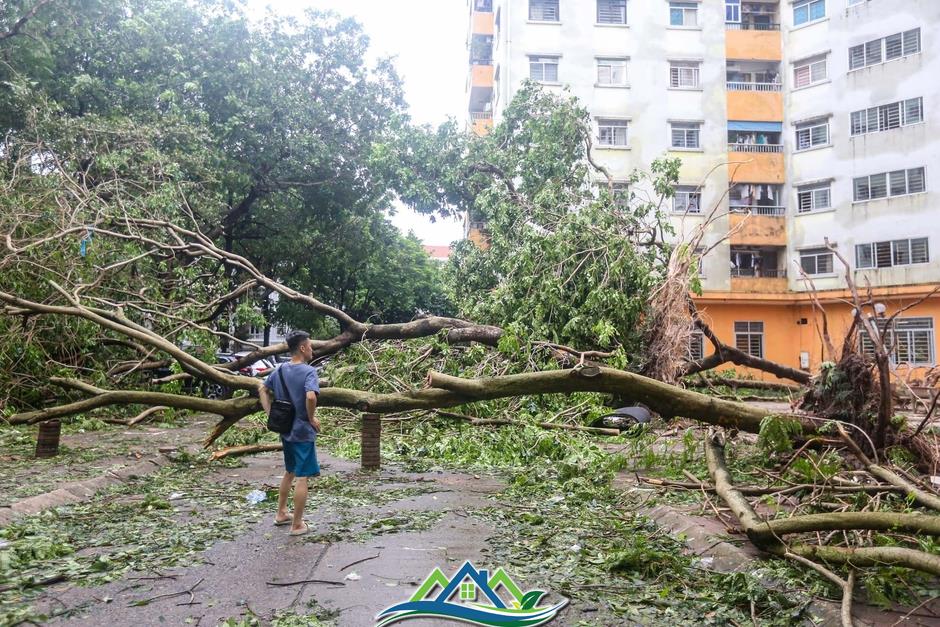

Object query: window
[528,55,559,82]
[670,2,697,27]
[851,98,923,135]
[597,118,628,147]
[847,0,865,5]
[800,247,834,275]
[460,582,476,601]
[856,237,929,268]
[849,29,921,70]
[725,0,740,23]
[734,321,764,358]
[596,58,627,85]
[694,247,706,277]
[673,185,702,213]
[854,167,925,201]
[597,0,627,24]
[669,61,700,88]
[529,0,560,21]
[797,183,831,213]
[689,331,704,362]
[894,318,935,365]
[612,182,630,208]
[861,318,935,366]
[795,118,830,150]
[793,0,825,26]
[671,122,701,149]
[793,55,827,89]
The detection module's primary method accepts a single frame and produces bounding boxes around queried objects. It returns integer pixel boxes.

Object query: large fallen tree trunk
[705,431,940,578]
[6,365,819,446]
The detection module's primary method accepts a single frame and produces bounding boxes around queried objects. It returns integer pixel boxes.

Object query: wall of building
[476,0,940,378]
[492,0,738,292]
[785,0,940,293]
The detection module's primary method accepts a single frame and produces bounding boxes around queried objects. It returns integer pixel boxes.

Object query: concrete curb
[643,503,847,626]
[0,456,171,528]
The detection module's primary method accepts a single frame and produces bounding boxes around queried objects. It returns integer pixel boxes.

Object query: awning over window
[727,121,783,132]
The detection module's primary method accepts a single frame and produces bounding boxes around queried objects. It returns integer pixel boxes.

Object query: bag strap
[275,365,294,405]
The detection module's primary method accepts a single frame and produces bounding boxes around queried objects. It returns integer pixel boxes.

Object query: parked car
[199,352,238,400]
[232,351,276,378]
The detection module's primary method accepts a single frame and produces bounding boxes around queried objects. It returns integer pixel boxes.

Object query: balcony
[728,128,782,153]
[731,267,786,278]
[470,111,493,136]
[467,64,493,124]
[725,7,781,62]
[727,81,781,92]
[727,129,784,183]
[730,245,789,293]
[727,142,782,153]
[470,34,493,66]
[729,183,783,212]
[726,22,780,31]
[728,2,780,29]
[730,205,784,216]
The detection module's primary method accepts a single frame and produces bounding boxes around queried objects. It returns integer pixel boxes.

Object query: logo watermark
[375,560,568,627]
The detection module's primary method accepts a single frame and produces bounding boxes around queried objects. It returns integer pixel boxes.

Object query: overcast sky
[245,0,468,246]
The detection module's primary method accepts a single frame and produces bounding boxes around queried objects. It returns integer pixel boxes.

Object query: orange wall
[727,150,785,184]
[695,296,940,381]
[725,30,782,61]
[468,227,490,249]
[729,214,786,246]
[471,12,494,35]
[727,91,783,121]
[470,64,494,88]
[472,118,494,136]
[729,277,789,294]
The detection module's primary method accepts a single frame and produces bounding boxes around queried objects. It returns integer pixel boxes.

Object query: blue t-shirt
[264,363,320,443]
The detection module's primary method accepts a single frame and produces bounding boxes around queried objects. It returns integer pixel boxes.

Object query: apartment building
[465,0,940,379]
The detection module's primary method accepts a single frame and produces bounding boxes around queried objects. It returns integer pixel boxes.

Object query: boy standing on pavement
[258,331,321,536]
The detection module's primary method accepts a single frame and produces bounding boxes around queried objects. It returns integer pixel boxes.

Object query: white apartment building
[466,0,940,376]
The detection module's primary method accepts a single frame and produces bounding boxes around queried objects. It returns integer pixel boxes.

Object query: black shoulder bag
[266,366,296,434]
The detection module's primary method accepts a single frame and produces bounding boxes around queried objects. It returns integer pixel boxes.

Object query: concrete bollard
[361,413,381,470]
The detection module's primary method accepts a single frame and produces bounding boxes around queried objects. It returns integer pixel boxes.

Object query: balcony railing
[470,55,493,66]
[731,268,787,278]
[729,143,784,153]
[727,81,782,92]
[730,205,785,216]
[726,22,780,31]
[470,112,493,121]
[472,0,493,12]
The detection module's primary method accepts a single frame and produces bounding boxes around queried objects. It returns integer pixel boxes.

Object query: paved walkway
[35,450,591,626]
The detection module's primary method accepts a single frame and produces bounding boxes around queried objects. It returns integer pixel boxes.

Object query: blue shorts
[282,440,320,478]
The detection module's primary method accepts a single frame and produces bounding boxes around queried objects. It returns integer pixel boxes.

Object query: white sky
[245,0,468,246]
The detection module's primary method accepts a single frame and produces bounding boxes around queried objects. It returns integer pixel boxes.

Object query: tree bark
[705,431,940,577]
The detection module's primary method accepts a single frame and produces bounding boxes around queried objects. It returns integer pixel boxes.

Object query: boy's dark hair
[286,331,311,354]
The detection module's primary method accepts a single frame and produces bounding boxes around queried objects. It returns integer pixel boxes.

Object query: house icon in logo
[375,560,567,627]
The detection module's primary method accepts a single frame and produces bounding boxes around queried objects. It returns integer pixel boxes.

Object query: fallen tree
[705,431,940,626]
